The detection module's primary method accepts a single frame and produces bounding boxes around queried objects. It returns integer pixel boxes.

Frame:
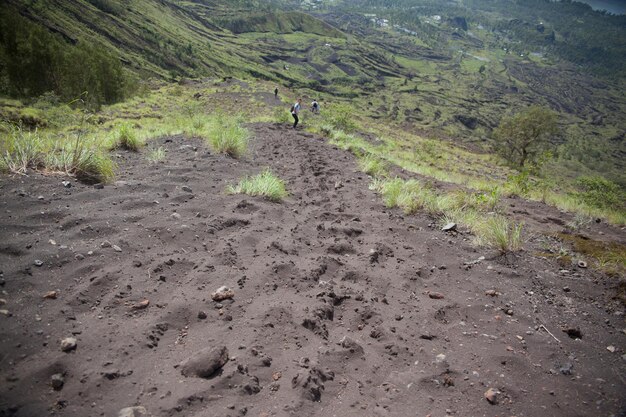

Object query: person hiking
[274,88,278,99]
[291,98,302,129]
[311,99,319,113]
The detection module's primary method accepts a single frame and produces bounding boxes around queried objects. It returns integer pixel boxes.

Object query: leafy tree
[492,106,558,168]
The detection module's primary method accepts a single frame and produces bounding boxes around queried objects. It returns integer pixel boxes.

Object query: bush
[227,169,287,202]
[492,106,557,168]
[574,176,624,210]
[326,103,357,133]
[273,106,291,124]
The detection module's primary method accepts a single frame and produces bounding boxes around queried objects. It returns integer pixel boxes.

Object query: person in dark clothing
[291,98,302,129]
[274,88,278,99]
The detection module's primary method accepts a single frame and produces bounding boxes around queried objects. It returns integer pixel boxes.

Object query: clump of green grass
[227,169,287,202]
[47,135,116,183]
[115,123,143,151]
[273,106,292,124]
[207,115,250,158]
[147,146,166,163]
[358,153,388,177]
[0,124,43,174]
[472,215,524,253]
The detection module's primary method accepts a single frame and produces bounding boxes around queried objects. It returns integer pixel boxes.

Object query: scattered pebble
[61,181,72,188]
[131,300,150,310]
[484,388,499,404]
[43,291,58,299]
[181,186,193,193]
[485,290,499,297]
[34,260,43,267]
[75,253,85,260]
[60,337,77,352]
[197,311,207,320]
[180,346,229,378]
[441,222,457,232]
[212,286,235,301]
[428,292,445,300]
[101,240,112,248]
[171,213,181,220]
[112,245,122,252]
[118,406,149,417]
[577,260,588,268]
[607,345,616,353]
[50,373,65,391]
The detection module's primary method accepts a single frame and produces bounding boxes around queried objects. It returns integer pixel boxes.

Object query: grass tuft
[207,115,250,158]
[227,169,287,202]
[473,215,524,253]
[115,123,143,151]
[358,153,388,177]
[147,147,166,163]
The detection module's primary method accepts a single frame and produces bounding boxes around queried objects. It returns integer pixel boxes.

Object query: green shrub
[326,103,357,132]
[227,169,287,202]
[574,176,624,210]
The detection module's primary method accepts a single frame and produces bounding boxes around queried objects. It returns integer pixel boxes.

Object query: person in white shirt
[291,98,302,129]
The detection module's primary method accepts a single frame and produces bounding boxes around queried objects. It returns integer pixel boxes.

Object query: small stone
[0,310,9,316]
[197,311,207,320]
[211,286,235,301]
[37,195,44,200]
[112,245,122,252]
[485,290,499,297]
[118,406,149,417]
[272,371,282,381]
[133,260,142,267]
[334,181,343,190]
[171,213,181,220]
[43,291,58,299]
[131,300,150,310]
[340,336,364,353]
[563,286,571,293]
[559,363,574,375]
[101,240,112,248]
[441,222,457,232]
[435,353,446,363]
[505,309,514,316]
[61,337,77,352]
[484,388,498,404]
[75,253,85,260]
[563,327,582,339]
[62,181,72,188]
[94,183,104,189]
[181,186,193,193]
[50,373,65,390]
[429,292,445,300]
[34,260,43,267]
[180,346,229,378]
[607,345,616,353]
[577,260,588,268]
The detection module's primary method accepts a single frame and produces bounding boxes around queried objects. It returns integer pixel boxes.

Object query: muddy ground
[0,123,624,417]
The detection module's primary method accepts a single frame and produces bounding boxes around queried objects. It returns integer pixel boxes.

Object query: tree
[492,106,558,168]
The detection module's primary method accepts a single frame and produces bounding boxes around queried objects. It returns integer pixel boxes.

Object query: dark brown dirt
[0,123,624,417]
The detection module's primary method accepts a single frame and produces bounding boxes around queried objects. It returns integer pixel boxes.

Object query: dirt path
[0,124,624,417]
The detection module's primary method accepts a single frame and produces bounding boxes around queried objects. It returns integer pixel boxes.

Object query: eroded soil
[0,123,624,417]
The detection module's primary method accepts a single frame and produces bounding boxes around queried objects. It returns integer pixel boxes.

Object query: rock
[435,353,446,363]
[340,336,364,354]
[75,253,85,260]
[94,183,104,189]
[485,290,499,297]
[50,373,65,390]
[171,213,181,220]
[133,260,142,267]
[441,222,457,232]
[484,388,498,404]
[61,337,77,352]
[577,260,588,268]
[334,181,343,190]
[118,406,149,417]
[131,300,150,310]
[180,346,229,378]
[37,195,44,200]
[607,345,616,353]
[112,245,122,252]
[559,363,574,375]
[61,181,72,188]
[0,310,9,316]
[429,292,445,300]
[43,291,58,299]
[211,286,234,301]
[181,185,193,193]
[563,327,582,339]
[34,260,43,267]
[101,240,112,248]
[197,311,207,320]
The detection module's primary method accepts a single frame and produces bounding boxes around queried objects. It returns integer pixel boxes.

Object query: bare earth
[0,123,624,417]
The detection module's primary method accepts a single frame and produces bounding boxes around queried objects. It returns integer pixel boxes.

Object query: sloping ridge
[222,11,345,38]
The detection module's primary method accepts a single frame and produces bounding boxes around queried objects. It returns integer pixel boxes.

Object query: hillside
[0,115,625,416]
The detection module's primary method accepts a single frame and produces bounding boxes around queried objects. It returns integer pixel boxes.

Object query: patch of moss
[555,233,626,277]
